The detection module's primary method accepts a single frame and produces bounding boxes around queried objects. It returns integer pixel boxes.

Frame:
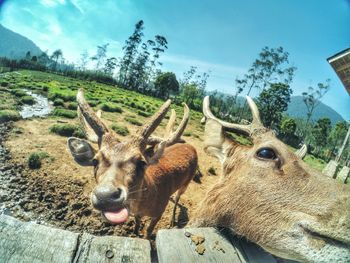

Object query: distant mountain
[287,96,344,125]
[0,24,42,59]
[207,91,344,125]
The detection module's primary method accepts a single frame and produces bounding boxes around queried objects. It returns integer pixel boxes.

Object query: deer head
[192,96,350,263]
[67,89,189,224]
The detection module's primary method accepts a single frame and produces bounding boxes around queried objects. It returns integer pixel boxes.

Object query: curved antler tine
[203,96,251,135]
[77,106,99,143]
[165,109,176,138]
[246,96,263,126]
[137,99,171,144]
[165,103,190,146]
[77,89,109,138]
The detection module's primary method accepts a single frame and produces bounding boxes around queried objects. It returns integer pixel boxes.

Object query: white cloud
[40,0,65,7]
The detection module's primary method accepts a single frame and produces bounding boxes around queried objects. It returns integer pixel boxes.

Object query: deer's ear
[67,137,96,166]
[204,119,233,164]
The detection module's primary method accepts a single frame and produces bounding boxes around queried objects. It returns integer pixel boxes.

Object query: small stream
[20,90,53,119]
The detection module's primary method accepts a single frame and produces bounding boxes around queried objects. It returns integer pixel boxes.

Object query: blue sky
[0,0,349,120]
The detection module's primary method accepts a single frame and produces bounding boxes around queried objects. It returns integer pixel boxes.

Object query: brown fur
[191,99,350,262]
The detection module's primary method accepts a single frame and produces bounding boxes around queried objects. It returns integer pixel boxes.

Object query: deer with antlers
[67,89,198,237]
[190,96,350,263]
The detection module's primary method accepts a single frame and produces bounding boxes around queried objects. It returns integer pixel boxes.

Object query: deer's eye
[92,159,99,167]
[256,148,277,160]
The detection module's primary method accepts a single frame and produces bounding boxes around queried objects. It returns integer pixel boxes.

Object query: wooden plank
[156,227,245,263]
[0,215,151,263]
[0,214,79,263]
[74,233,151,263]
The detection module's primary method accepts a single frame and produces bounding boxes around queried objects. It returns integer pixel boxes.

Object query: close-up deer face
[192,96,350,263]
[67,89,189,225]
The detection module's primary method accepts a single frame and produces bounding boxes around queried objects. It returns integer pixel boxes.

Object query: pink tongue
[104,208,129,224]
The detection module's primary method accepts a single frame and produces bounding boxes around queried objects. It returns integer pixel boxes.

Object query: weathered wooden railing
[0,215,296,263]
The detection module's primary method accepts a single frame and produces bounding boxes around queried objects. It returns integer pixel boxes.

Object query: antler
[77,89,109,141]
[136,99,171,148]
[202,96,266,136]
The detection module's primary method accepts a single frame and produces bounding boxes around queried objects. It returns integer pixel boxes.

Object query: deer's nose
[91,185,125,210]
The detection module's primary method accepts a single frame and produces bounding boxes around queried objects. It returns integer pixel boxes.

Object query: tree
[79,50,89,70]
[311,118,331,155]
[25,51,31,60]
[118,20,145,86]
[104,57,117,76]
[302,79,330,125]
[236,46,296,97]
[50,49,63,70]
[257,83,293,129]
[91,44,109,71]
[154,72,179,99]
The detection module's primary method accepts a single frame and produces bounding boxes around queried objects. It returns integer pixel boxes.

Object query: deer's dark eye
[92,159,99,167]
[256,148,277,160]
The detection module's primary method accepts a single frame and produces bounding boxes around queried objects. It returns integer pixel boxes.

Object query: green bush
[53,98,64,106]
[110,124,129,136]
[0,81,9,87]
[49,124,85,137]
[52,108,77,119]
[183,131,192,137]
[21,95,36,105]
[48,91,76,102]
[11,89,27,97]
[137,110,152,117]
[100,102,123,113]
[28,152,41,169]
[28,151,50,169]
[124,117,142,126]
[0,110,21,123]
[87,100,99,107]
[66,102,78,110]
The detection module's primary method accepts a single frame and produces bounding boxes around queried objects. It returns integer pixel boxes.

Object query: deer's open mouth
[101,207,129,224]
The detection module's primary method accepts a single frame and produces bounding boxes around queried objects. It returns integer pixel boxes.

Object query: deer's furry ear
[204,119,234,164]
[67,137,96,166]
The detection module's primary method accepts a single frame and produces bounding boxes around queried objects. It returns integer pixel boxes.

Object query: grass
[110,123,129,136]
[10,89,27,97]
[124,116,142,126]
[137,110,152,117]
[52,108,77,119]
[0,110,21,123]
[66,102,78,110]
[49,123,85,138]
[100,102,123,113]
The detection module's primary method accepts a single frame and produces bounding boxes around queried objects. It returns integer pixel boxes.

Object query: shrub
[1,81,9,87]
[87,100,99,107]
[48,91,76,102]
[66,102,78,110]
[100,102,123,113]
[183,131,192,137]
[49,124,85,137]
[28,151,50,169]
[28,152,41,169]
[21,95,36,105]
[0,110,21,123]
[137,110,152,117]
[53,98,64,106]
[110,124,129,136]
[124,117,142,126]
[52,108,77,119]
[11,89,27,97]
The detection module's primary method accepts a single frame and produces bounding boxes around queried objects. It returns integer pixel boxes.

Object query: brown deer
[67,89,197,237]
[190,96,350,263]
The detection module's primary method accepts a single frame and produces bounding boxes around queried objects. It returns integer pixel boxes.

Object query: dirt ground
[0,115,221,240]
